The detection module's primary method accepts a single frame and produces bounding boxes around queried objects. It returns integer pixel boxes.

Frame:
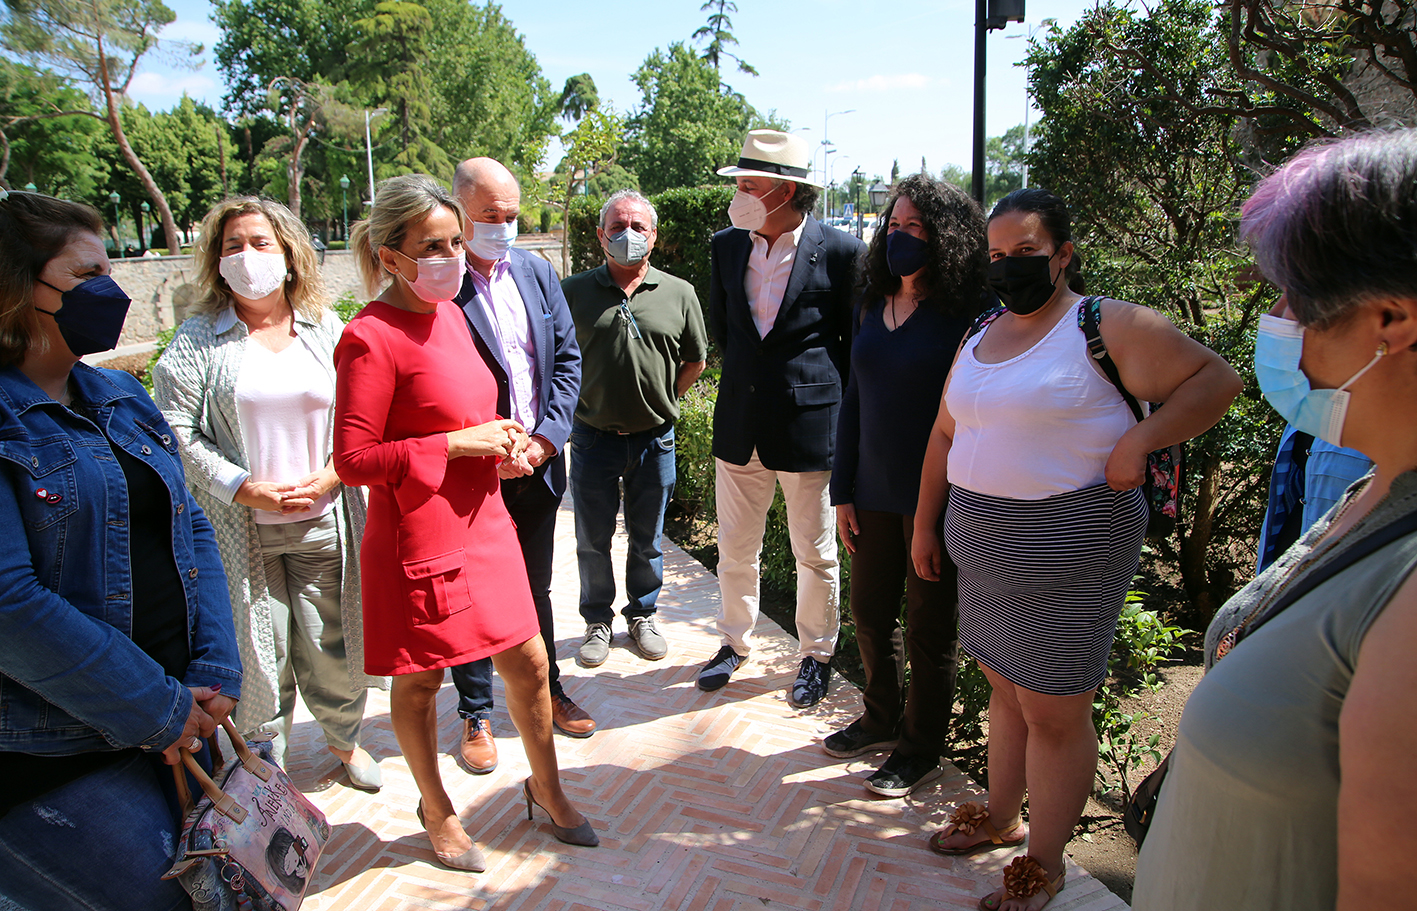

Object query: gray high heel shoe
[416,801,487,872]
[523,779,599,847]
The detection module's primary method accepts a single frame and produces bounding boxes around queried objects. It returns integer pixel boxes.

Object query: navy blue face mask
[886,229,930,277]
[35,274,132,356]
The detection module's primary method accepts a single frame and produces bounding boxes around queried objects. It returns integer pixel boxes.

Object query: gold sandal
[978,856,1065,911]
[928,801,1026,856]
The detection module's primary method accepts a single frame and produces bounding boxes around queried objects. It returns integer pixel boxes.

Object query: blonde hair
[350,175,465,298]
[191,196,328,318]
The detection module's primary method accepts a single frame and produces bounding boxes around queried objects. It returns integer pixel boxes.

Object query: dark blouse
[0,438,188,817]
[830,297,970,515]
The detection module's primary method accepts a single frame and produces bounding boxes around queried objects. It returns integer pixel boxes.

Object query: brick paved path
[281,504,1130,911]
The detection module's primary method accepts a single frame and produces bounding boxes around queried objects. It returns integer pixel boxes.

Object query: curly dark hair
[860,174,987,320]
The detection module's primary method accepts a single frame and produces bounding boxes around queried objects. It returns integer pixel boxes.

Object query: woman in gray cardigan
[154,196,385,789]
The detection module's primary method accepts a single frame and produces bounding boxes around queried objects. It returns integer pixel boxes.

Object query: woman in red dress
[334,175,596,871]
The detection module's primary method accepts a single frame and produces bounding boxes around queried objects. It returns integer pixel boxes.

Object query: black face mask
[987,253,1060,315]
[35,274,132,356]
[886,229,930,277]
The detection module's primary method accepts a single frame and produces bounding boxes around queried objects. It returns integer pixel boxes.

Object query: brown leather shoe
[458,717,497,774]
[550,692,596,738]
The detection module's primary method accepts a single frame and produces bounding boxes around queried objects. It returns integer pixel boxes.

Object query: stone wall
[110,250,365,346]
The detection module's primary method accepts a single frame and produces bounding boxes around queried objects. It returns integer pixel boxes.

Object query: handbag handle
[171,716,271,823]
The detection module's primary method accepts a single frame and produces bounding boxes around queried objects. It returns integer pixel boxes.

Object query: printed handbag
[1078,296,1185,538]
[162,718,330,911]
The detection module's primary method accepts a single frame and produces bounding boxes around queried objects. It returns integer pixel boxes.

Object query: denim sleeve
[0,479,193,752]
[178,485,243,700]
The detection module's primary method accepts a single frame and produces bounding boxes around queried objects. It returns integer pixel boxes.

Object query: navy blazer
[455,247,582,497]
[709,216,865,473]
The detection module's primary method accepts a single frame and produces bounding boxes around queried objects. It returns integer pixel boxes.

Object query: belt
[577,420,672,437]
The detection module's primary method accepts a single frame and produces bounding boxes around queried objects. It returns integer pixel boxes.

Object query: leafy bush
[142,326,178,393]
[332,291,364,324]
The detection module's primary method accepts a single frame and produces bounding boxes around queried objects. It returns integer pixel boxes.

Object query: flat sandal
[928,801,1025,856]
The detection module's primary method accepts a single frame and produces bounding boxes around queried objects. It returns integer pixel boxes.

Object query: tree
[420,0,558,172]
[347,0,451,178]
[539,107,623,274]
[623,42,776,194]
[693,0,757,77]
[1027,0,1281,624]
[558,72,598,122]
[2,0,196,251]
[0,61,107,195]
[213,0,370,116]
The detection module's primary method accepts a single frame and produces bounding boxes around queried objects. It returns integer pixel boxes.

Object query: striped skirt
[943,483,1147,696]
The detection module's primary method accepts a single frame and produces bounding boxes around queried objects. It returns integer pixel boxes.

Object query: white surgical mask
[219,250,288,300]
[727,187,789,232]
[468,220,518,261]
[396,250,466,303]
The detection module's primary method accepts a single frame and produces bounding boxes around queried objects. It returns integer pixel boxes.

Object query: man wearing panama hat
[698,129,865,707]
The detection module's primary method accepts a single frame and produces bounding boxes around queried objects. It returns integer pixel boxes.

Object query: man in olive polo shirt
[564,189,708,667]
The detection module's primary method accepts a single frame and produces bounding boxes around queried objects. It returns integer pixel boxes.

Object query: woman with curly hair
[153,197,384,788]
[823,175,987,797]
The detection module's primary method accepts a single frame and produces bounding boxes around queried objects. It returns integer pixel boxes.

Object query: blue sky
[131,0,1099,184]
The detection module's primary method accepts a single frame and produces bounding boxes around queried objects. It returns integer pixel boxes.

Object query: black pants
[451,462,565,716]
[848,509,959,758]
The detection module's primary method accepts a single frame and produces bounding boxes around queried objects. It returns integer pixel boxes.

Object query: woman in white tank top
[910,189,1241,911]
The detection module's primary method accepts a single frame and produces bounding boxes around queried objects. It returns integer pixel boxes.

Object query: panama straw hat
[716,129,822,187]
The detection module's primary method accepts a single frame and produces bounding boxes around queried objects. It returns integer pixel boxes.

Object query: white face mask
[395,250,466,303]
[467,220,518,261]
[727,186,789,232]
[219,250,288,301]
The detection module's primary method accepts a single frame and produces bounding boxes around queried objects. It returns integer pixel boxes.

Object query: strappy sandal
[928,801,1026,856]
[978,856,1065,911]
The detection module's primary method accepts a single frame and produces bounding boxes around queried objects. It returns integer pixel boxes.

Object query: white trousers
[714,451,840,661]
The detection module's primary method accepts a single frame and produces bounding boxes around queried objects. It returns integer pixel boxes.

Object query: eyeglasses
[618,299,642,340]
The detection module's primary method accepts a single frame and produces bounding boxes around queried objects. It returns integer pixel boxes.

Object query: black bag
[1123,507,1417,848]
[1077,296,1184,538]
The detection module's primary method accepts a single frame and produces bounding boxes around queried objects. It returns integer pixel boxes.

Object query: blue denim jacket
[0,364,242,756]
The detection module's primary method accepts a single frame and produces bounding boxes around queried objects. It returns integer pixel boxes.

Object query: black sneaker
[697,645,745,692]
[822,719,899,759]
[865,751,944,797]
[789,656,832,708]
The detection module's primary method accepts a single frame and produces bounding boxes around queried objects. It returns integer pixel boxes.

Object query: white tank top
[235,336,335,524]
[946,301,1136,500]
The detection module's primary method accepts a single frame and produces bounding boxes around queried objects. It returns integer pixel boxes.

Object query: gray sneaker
[578,622,612,667]
[627,615,668,660]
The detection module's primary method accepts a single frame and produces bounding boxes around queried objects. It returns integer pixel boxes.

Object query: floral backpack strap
[1076,295,1146,423]
[963,304,1006,344]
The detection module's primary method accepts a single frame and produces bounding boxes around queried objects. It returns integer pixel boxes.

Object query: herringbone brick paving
[281,503,1130,911]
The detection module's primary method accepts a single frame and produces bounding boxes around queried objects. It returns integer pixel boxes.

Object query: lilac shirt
[468,256,540,430]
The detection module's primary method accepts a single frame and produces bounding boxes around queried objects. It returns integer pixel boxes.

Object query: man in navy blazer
[447,158,594,774]
[699,130,865,708]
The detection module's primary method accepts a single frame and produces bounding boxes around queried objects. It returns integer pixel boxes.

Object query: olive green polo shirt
[562,263,708,433]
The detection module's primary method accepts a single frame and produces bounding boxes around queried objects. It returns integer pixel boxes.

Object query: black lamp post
[139,201,150,254]
[851,167,863,238]
[973,0,1026,204]
[109,192,122,255]
[339,175,350,241]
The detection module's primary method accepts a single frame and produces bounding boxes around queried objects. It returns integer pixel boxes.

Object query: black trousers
[848,508,959,758]
[451,462,564,716]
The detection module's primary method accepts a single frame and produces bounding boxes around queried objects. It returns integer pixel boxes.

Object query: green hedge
[568,185,736,342]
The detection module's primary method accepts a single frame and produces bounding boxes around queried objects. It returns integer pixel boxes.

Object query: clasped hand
[235,467,340,514]
[448,419,528,462]
[160,686,238,765]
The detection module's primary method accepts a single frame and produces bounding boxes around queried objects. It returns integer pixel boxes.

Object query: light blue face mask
[468,220,517,261]
[1254,313,1387,447]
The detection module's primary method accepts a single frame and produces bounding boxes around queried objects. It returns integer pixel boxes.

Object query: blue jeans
[570,422,676,625]
[0,748,220,910]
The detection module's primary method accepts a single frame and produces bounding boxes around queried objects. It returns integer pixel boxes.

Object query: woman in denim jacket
[0,192,242,911]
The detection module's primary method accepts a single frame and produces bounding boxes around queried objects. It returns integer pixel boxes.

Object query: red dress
[333,299,538,675]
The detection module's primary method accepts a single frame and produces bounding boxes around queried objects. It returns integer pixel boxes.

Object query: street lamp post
[829,154,851,219]
[819,108,855,186]
[365,108,389,205]
[339,175,350,241]
[139,201,150,254]
[851,167,864,238]
[109,191,122,256]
